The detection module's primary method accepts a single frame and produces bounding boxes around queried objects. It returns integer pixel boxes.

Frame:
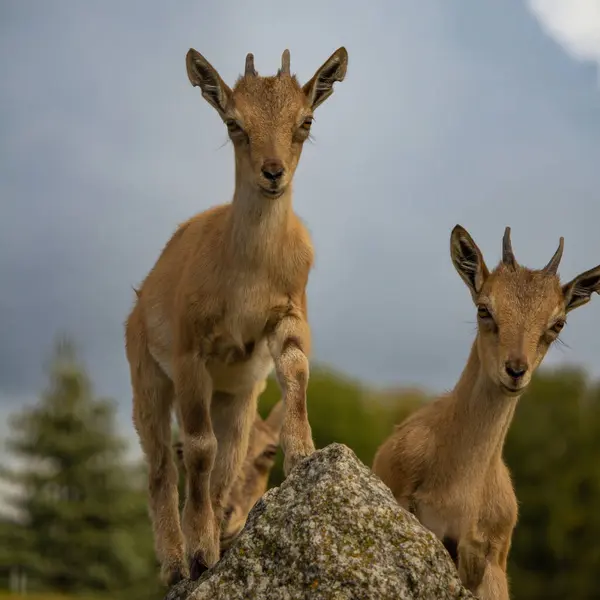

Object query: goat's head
[451,224,600,396]
[185,47,348,199]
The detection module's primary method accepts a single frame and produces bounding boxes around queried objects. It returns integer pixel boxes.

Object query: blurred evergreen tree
[0,336,160,599]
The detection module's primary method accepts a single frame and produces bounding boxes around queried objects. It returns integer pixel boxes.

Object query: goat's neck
[227,172,293,264]
[446,338,520,474]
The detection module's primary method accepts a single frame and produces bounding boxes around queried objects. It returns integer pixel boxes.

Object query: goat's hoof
[166,568,186,587]
[283,446,314,476]
[189,554,210,581]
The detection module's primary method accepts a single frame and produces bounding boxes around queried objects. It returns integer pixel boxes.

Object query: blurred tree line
[1,338,599,599]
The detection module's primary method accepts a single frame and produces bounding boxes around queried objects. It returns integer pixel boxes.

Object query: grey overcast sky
[1,0,600,451]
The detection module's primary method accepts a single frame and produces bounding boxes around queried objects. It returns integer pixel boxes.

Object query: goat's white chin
[259,185,286,199]
[499,381,527,397]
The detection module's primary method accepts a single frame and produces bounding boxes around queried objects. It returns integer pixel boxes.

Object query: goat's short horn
[280,49,290,76]
[502,226,516,268]
[245,53,257,77]
[542,237,564,275]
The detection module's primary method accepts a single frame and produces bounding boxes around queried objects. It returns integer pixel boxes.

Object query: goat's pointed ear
[302,47,348,110]
[450,225,489,302]
[186,48,232,115]
[562,264,600,313]
[264,400,285,439]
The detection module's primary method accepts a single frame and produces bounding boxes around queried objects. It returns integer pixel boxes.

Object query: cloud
[527,0,600,76]
[1,0,600,453]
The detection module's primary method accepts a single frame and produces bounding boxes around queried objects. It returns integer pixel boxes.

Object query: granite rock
[165,443,473,600]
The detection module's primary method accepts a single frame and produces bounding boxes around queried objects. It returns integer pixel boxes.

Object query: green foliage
[0,337,160,600]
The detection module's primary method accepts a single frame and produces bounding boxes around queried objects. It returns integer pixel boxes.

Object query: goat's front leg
[474,562,510,600]
[458,530,489,593]
[174,353,219,580]
[268,311,314,476]
[473,535,511,600]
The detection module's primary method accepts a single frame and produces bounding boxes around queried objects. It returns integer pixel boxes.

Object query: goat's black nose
[261,158,284,181]
[505,359,528,379]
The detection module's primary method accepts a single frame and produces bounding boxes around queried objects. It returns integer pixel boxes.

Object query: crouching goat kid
[125,47,348,585]
[372,225,600,600]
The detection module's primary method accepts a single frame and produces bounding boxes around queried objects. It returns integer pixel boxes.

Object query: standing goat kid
[372,225,600,600]
[125,47,348,584]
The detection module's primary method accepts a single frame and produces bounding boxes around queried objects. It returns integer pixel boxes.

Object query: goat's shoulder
[282,213,315,278]
[138,203,230,296]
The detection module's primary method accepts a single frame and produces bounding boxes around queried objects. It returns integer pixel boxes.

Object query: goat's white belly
[148,333,273,397]
[209,339,274,395]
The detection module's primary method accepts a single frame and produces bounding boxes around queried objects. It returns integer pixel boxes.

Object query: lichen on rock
[166,443,474,600]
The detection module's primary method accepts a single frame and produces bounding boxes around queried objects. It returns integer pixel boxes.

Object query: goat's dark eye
[262,445,277,460]
[301,117,313,130]
[225,119,242,133]
[551,320,565,334]
[477,305,492,320]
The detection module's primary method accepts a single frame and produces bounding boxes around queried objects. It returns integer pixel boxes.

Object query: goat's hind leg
[127,316,185,585]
